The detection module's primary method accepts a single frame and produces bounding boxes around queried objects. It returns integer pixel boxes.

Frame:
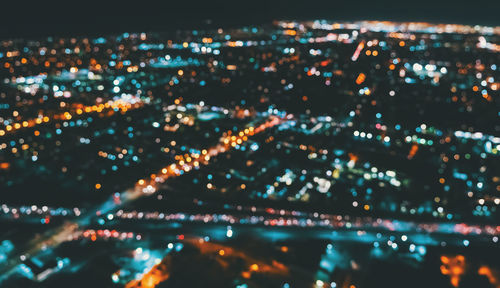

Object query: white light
[409,244,416,252]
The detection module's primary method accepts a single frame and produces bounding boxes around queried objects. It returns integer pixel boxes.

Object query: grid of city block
[0,20,499,288]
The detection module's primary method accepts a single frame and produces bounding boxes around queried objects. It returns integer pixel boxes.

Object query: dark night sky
[1,0,499,39]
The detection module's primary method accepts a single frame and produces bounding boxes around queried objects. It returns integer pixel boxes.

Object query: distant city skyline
[1,0,499,38]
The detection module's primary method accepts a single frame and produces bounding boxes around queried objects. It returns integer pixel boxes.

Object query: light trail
[351,41,365,61]
[0,96,143,137]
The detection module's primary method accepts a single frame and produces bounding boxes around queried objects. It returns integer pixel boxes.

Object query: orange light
[440,255,466,287]
[250,264,259,271]
[355,73,366,85]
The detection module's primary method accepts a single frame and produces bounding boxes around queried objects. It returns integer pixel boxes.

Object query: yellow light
[250,264,259,271]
